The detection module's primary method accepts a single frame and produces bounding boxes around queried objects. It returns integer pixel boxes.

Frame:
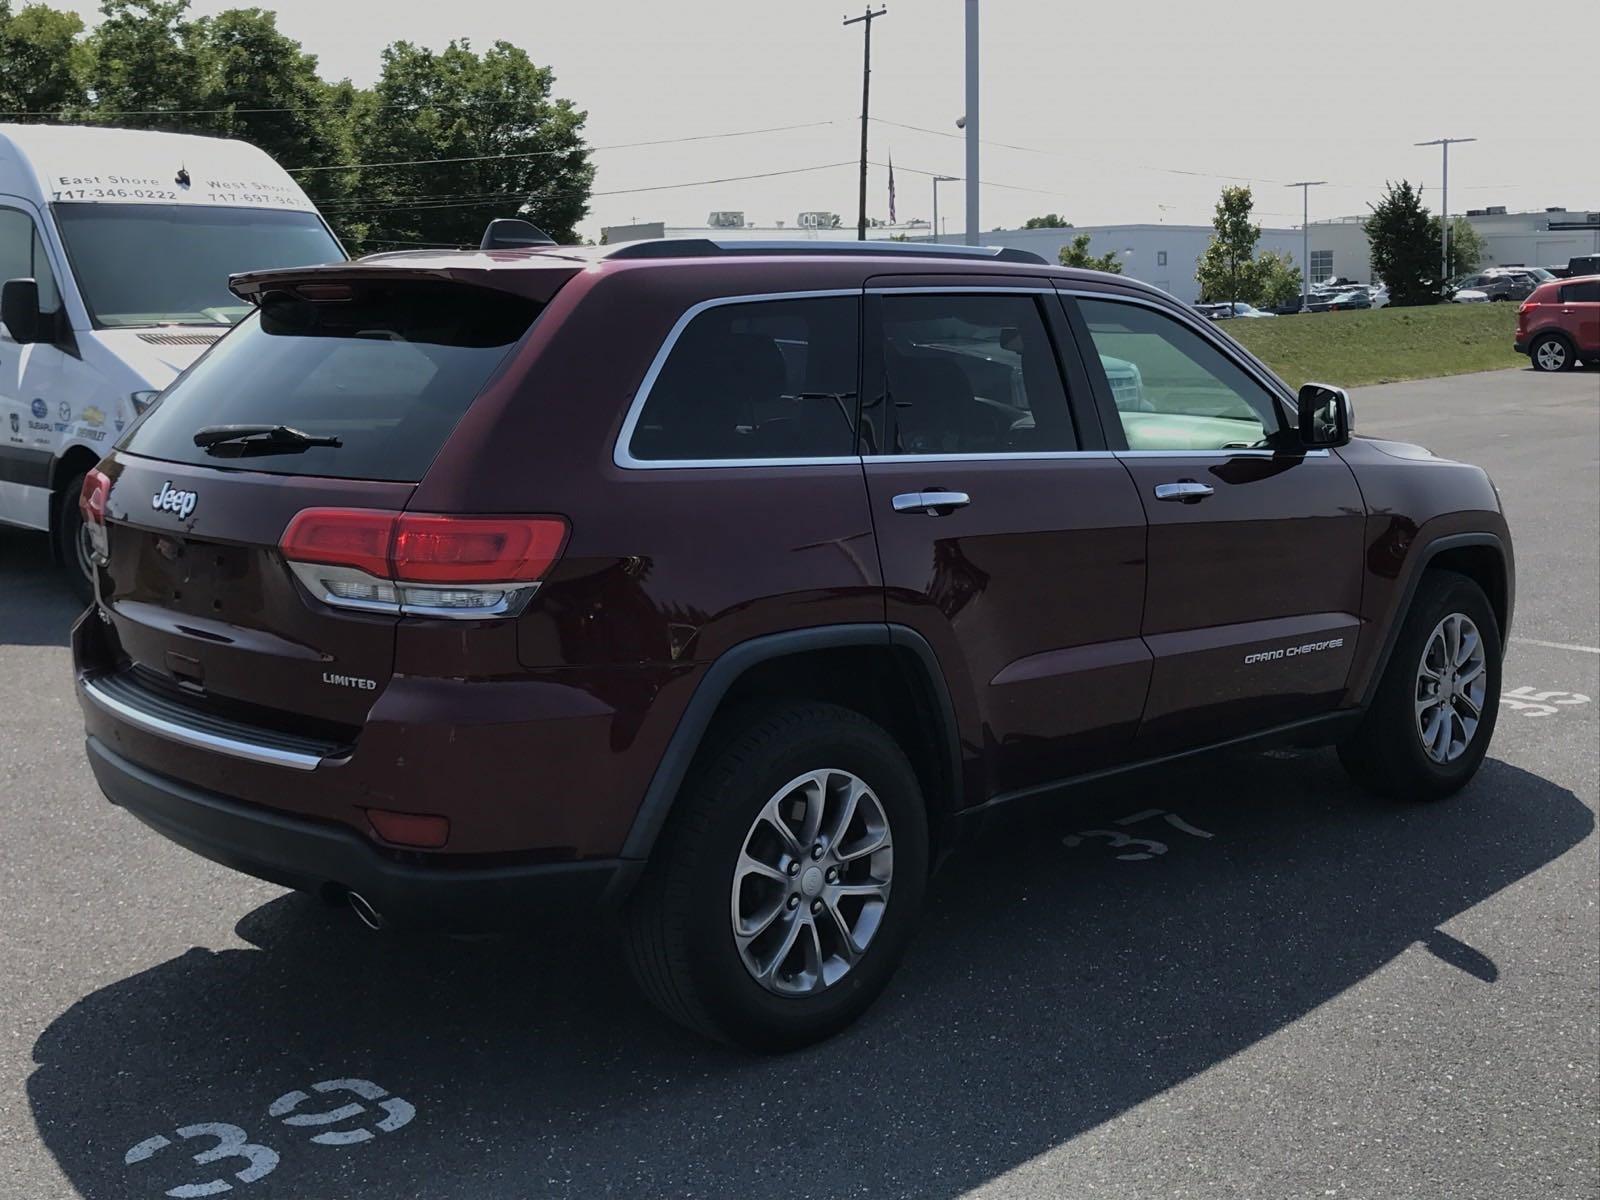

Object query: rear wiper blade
[193,424,342,455]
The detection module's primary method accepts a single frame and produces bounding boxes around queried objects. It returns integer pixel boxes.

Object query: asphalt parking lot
[2,366,1595,1200]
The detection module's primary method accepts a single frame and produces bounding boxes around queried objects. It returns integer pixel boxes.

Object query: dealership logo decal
[31,398,47,419]
[151,481,198,520]
[1243,636,1344,665]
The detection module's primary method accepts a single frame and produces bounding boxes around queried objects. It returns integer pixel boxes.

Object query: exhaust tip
[347,890,385,931]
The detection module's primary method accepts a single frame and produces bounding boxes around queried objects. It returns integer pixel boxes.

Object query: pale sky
[59,0,1600,240]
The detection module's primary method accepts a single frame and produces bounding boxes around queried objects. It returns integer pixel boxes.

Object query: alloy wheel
[1414,612,1488,764]
[730,768,893,996]
[1535,339,1567,371]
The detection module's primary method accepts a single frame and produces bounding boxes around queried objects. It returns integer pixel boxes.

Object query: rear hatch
[85,265,569,743]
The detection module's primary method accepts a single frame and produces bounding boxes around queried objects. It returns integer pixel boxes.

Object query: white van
[0,123,345,598]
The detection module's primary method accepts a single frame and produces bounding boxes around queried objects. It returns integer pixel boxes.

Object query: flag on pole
[887,152,897,225]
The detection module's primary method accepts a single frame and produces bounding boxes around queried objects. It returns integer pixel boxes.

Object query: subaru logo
[151,481,199,520]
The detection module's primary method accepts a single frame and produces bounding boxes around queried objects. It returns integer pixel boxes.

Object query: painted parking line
[1513,638,1600,655]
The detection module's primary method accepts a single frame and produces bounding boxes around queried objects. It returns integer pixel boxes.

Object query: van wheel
[623,703,928,1051]
[1338,571,1501,800]
[1531,333,1573,372]
[54,470,96,605]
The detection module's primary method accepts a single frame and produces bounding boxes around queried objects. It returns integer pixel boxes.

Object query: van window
[53,204,340,328]
[628,296,859,462]
[1560,280,1600,303]
[121,280,541,482]
[0,207,61,314]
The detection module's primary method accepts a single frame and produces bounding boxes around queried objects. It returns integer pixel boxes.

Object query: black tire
[53,470,95,605]
[1339,570,1502,801]
[623,702,929,1051]
[1530,332,1575,373]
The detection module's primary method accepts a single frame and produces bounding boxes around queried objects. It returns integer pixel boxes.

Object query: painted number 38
[123,1078,415,1197]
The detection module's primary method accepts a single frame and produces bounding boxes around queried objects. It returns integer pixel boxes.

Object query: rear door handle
[892,490,971,515]
[1153,481,1214,503]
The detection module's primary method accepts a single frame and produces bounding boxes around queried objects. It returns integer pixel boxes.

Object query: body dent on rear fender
[1337,437,1513,705]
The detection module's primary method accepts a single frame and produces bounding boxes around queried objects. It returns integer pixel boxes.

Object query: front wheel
[54,470,96,605]
[623,703,929,1051]
[1531,333,1574,373]
[1339,571,1501,800]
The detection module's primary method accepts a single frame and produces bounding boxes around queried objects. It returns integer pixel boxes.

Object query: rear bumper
[1513,339,1528,354]
[86,736,637,928]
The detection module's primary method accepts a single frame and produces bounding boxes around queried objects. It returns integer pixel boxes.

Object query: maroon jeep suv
[73,239,1513,1050]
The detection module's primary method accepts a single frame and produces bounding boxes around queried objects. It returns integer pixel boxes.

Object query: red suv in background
[1517,274,1600,372]
[74,238,1513,1049]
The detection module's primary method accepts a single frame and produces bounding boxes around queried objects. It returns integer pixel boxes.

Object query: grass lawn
[1222,302,1525,389]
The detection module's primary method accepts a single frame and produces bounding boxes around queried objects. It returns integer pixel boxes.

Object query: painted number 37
[124,1078,414,1197]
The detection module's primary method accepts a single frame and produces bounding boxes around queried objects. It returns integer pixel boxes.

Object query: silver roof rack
[599,238,1047,265]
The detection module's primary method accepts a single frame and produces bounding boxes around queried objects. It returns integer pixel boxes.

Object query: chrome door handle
[892,490,971,515]
[1153,481,1214,503]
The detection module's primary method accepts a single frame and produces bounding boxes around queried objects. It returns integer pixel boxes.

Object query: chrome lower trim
[82,677,323,771]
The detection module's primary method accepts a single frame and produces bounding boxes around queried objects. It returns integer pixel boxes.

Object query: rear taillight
[1518,300,1536,315]
[79,468,110,526]
[279,508,568,619]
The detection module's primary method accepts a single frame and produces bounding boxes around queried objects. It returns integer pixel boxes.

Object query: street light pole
[1416,136,1475,292]
[931,174,957,244]
[963,0,979,245]
[1285,180,1327,313]
[844,6,888,242]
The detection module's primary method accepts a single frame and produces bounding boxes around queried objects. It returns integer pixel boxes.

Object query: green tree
[1057,232,1121,273]
[1364,180,1437,306]
[350,38,593,250]
[1249,250,1303,309]
[86,0,214,124]
[1023,213,1071,229]
[0,1,91,118]
[1195,185,1262,306]
[1433,214,1485,279]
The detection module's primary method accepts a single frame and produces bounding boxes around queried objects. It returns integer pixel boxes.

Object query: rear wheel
[623,702,929,1051]
[1531,333,1574,372]
[1339,571,1501,800]
[53,470,95,605]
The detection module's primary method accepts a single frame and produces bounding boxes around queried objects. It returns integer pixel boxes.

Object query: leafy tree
[86,0,214,124]
[1249,250,1303,309]
[349,39,593,250]
[1365,180,1437,306]
[0,1,91,118]
[1058,232,1121,273]
[1024,213,1071,229]
[1433,214,1484,278]
[1195,185,1262,305]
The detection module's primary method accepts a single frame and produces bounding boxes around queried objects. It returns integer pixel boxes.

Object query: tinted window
[122,281,540,481]
[1561,281,1600,303]
[1077,298,1282,452]
[53,204,341,328]
[874,293,1075,455]
[0,207,60,315]
[628,296,859,462]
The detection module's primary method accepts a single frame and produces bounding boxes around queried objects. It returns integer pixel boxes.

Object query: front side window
[873,293,1075,455]
[1076,298,1283,452]
[0,207,60,315]
[627,296,859,462]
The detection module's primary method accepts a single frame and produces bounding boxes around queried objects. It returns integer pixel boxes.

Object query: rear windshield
[122,280,541,481]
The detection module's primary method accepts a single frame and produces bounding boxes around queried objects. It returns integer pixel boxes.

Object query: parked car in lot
[0,123,345,602]
[1452,287,1490,303]
[1326,290,1372,311]
[73,237,1514,1049]
[1196,301,1275,320]
[1516,274,1600,371]
[1455,270,1540,303]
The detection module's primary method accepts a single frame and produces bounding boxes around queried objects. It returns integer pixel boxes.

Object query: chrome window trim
[612,288,862,470]
[82,676,324,771]
[866,450,1116,463]
[1113,448,1330,460]
[865,285,1056,295]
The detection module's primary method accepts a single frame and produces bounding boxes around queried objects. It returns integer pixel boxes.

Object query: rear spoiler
[229,258,580,305]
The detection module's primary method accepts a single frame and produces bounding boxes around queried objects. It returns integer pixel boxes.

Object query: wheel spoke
[824,774,866,851]
[756,911,805,983]
[793,775,825,848]
[1454,690,1482,718]
[1456,658,1486,686]
[1430,708,1453,759]
[801,916,825,984]
[836,825,890,862]
[735,894,787,942]
[736,855,787,885]
[1455,626,1480,667]
[759,805,805,859]
[832,879,891,901]
[820,897,861,960]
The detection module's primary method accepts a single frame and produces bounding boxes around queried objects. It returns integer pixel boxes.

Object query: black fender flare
[616,623,962,864]
[1359,531,1512,708]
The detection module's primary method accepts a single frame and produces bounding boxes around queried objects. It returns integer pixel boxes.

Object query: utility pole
[963,0,979,244]
[1285,180,1327,313]
[844,6,888,241]
[931,174,957,244]
[1416,136,1475,292]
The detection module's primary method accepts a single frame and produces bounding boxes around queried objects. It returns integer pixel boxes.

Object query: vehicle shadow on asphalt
[27,751,1593,1199]
[0,528,81,648]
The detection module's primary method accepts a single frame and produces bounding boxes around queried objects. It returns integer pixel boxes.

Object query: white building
[1304,208,1600,285]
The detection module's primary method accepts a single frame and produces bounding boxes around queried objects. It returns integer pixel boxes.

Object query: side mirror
[1298,381,1353,448]
[2,278,42,344]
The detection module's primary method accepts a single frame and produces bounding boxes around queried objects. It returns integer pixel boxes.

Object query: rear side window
[626,295,859,462]
[122,281,540,481]
[1560,280,1600,303]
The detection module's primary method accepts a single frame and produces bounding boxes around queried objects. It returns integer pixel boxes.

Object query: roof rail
[600,238,1048,266]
